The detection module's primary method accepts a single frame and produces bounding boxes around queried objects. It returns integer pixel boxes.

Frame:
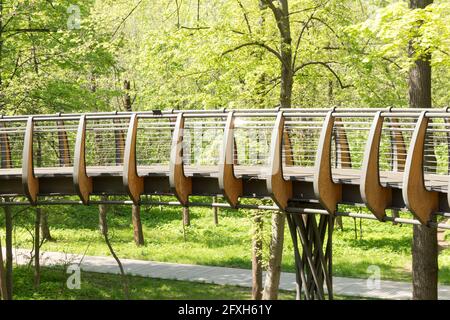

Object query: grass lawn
[12,266,363,300]
[4,198,450,284]
[12,265,295,300]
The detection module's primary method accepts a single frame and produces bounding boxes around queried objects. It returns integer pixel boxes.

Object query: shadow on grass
[340,237,412,254]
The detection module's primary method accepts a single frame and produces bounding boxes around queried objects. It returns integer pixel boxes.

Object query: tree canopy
[0,0,448,114]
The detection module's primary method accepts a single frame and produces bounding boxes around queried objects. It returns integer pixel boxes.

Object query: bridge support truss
[287,213,334,300]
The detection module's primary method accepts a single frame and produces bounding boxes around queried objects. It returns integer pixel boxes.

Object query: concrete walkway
[6,248,450,300]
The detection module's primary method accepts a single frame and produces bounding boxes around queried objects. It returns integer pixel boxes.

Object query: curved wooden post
[360,112,392,221]
[267,111,292,210]
[73,115,93,205]
[218,112,243,207]
[403,111,438,225]
[123,114,144,205]
[169,113,192,206]
[22,117,39,204]
[313,111,342,214]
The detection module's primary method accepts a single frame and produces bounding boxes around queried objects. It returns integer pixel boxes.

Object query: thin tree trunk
[263,211,285,300]
[260,0,292,300]
[213,196,219,225]
[409,0,438,301]
[183,207,190,226]
[4,202,12,300]
[252,211,263,300]
[98,197,130,299]
[40,211,53,241]
[30,32,53,243]
[34,208,41,288]
[132,205,144,246]
[0,238,8,300]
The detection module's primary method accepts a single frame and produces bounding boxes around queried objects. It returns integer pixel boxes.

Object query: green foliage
[1,0,448,112]
[4,202,450,284]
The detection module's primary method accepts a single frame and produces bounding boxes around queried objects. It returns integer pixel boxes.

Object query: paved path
[6,248,450,300]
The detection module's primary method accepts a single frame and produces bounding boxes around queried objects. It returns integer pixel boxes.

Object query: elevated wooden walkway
[1,107,450,226]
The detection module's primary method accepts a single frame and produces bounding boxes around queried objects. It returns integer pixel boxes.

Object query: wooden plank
[73,115,93,205]
[218,112,243,207]
[267,111,292,210]
[169,113,192,206]
[313,111,342,214]
[21,117,39,204]
[123,114,144,205]
[360,112,392,221]
[403,111,438,224]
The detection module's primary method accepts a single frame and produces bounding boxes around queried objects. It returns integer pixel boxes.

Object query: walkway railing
[1,107,450,228]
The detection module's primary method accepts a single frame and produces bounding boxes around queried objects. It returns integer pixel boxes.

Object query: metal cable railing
[136,118,175,168]
[0,121,27,170]
[85,119,130,167]
[33,120,78,168]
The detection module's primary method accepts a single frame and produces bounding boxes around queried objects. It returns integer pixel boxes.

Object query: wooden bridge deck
[0,166,447,192]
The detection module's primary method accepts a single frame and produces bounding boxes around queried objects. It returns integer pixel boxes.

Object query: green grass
[12,266,363,300]
[4,200,450,285]
[12,266,297,300]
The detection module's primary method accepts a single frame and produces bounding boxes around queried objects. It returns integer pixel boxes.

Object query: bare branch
[112,0,144,38]
[260,0,283,32]
[292,11,317,69]
[180,25,209,30]
[294,61,353,89]
[236,0,252,35]
[222,42,282,62]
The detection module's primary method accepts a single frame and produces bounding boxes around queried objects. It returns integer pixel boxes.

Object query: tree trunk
[278,1,293,109]
[263,212,285,300]
[0,238,8,300]
[409,0,438,301]
[4,203,12,300]
[132,205,144,246]
[40,211,53,241]
[183,207,190,226]
[412,225,438,299]
[261,0,292,300]
[213,196,219,225]
[34,208,41,288]
[252,211,263,300]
